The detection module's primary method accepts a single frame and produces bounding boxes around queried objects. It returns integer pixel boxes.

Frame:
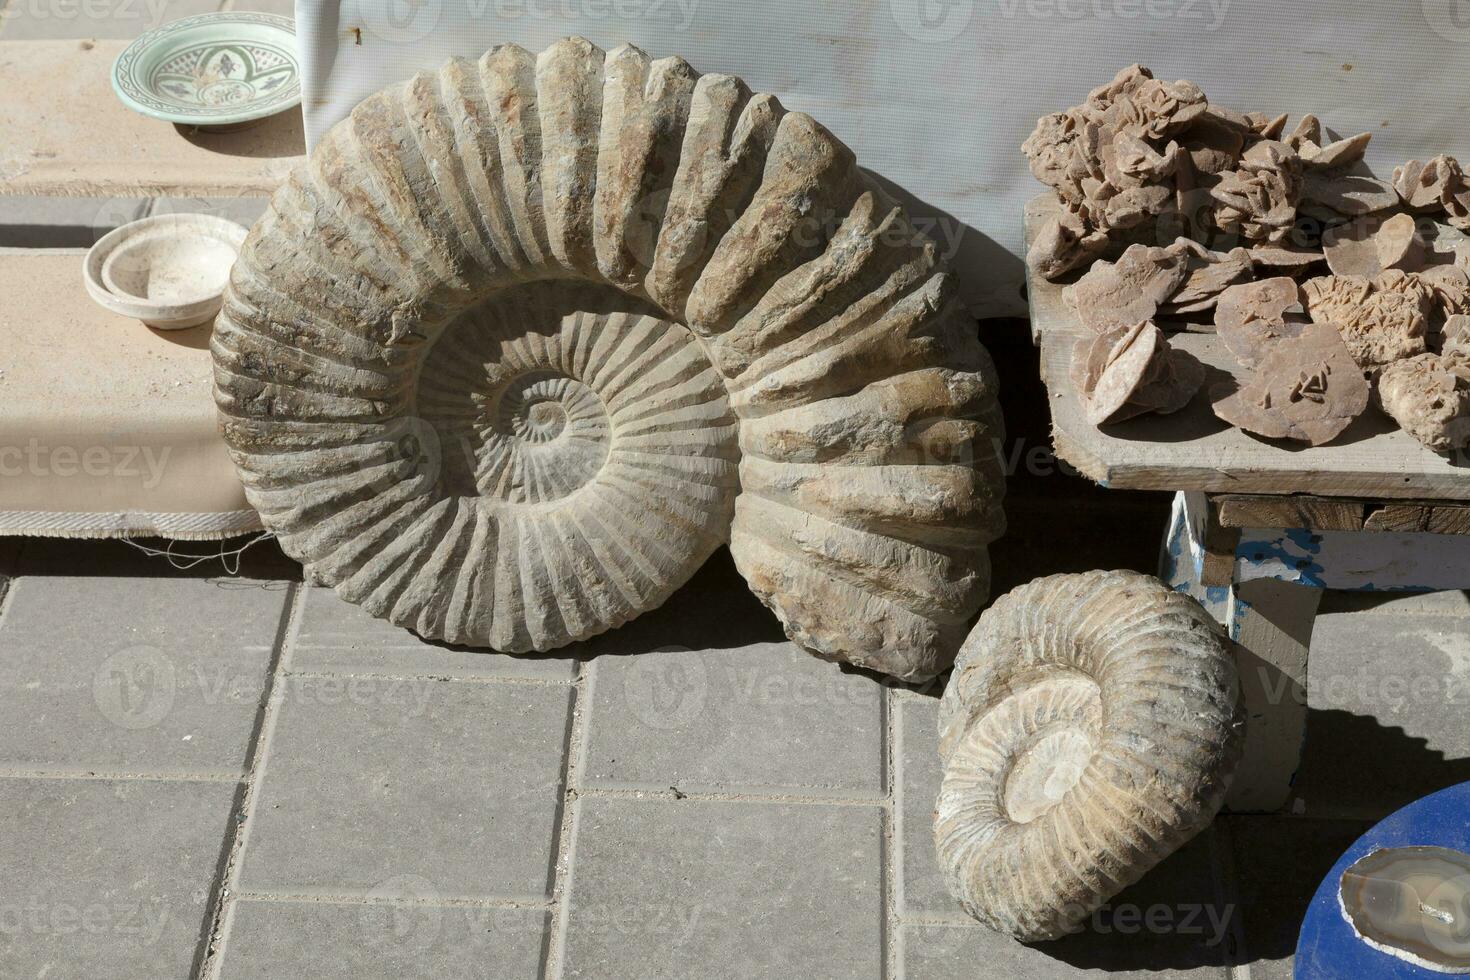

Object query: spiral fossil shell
[211,38,1005,680]
[934,570,1244,940]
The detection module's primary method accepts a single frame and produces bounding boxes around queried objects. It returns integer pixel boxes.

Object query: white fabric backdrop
[296,0,1470,317]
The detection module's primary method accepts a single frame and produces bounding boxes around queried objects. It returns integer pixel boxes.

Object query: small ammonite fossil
[934,570,1245,941]
[211,38,1006,681]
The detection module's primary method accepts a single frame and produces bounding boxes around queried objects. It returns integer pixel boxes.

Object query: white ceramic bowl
[84,214,248,329]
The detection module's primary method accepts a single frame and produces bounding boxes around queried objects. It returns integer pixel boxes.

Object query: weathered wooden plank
[1026,193,1470,501]
[1363,504,1435,533]
[1364,502,1470,535]
[1430,507,1470,535]
[0,40,303,198]
[1216,494,1365,532]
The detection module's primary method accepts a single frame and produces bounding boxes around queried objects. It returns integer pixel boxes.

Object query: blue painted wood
[1159,491,1230,619]
[1234,529,1470,593]
[1294,781,1470,979]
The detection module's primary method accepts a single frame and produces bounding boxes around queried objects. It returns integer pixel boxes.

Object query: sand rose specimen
[1211,322,1370,445]
[935,570,1244,942]
[1301,274,1429,368]
[212,38,1005,682]
[1070,321,1204,425]
[1378,351,1470,453]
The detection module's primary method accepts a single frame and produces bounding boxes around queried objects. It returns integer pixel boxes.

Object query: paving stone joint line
[196,579,301,980]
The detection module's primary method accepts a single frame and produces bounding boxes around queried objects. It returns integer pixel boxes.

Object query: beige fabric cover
[0,249,260,539]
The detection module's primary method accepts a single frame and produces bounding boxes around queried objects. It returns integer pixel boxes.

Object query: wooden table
[1025,192,1470,813]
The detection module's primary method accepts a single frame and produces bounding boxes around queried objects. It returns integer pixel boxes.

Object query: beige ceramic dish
[84,214,248,329]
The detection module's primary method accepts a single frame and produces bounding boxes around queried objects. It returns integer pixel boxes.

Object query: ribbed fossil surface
[934,570,1244,940]
[212,37,1005,680]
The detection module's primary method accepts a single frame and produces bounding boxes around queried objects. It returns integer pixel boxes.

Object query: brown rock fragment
[1442,314,1470,353]
[1393,155,1470,228]
[1211,140,1302,243]
[1248,243,1325,277]
[1301,171,1399,217]
[1210,321,1370,445]
[1027,206,1109,280]
[1064,243,1189,332]
[1322,212,1425,277]
[1421,265,1470,318]
[1162,239,1253,313]
[1214,277,1307,367]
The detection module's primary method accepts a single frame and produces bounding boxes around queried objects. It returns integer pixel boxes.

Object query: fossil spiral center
[499,374,580,445]
[415,284,703,509]
[523,402,567,439]
[957,672,1102,827]
[1002,727,1095,824]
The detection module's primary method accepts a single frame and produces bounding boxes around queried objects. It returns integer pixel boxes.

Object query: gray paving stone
[562,797,883,980]
[1218,816,1370,979]
[0,0,223,39]
[237,679,572,899]
[1319,588,1470,617]
[0,576,286,774]
[902,828,1233,977]
[289,584,577,681]
[0,776,238,979]
[582,641,883,795]
[1295,610,1470,818]
[894,693,968,920]
[0,194,147,246]
[215,899,546,980]
[899,923,1228,979]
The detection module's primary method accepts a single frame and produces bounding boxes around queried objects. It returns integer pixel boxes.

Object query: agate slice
[1339,846,1470,974]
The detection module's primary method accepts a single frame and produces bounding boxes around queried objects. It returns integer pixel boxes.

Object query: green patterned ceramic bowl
[111,12,300,128]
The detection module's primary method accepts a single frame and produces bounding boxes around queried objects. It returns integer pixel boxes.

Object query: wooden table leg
[1225,577,1323,813]
[1160,491,1320,814]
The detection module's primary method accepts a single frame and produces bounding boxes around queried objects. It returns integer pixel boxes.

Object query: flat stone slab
[236,678,573,899]
[0,248,261,536]
[289,584,577,681]
[0,576,286,775]
[900,922,1229,979]
[904,826,1232,977]
[0,194,148,247]
[0,41,303,198]
[0,776,238,979]
[581,642,883,796]
[215,899,547,980]
[561,797,883,979]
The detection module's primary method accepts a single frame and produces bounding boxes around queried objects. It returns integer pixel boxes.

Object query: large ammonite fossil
[211,38,1005,681]
[934,570,1244,940]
